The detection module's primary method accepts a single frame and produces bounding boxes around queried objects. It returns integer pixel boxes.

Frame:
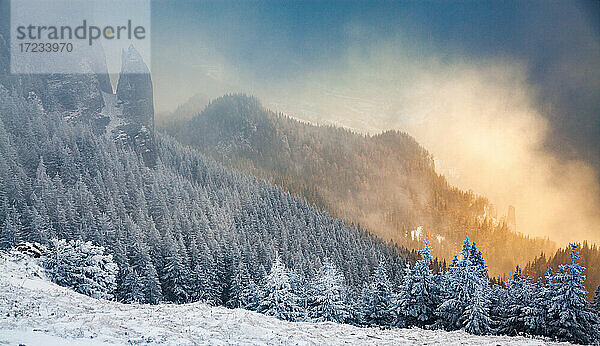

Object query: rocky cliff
[0,7,156,167]
[115,45,157,167]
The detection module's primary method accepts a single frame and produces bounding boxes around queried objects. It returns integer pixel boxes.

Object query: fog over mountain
[152,0,600,247]
[2,1,600,343]
[166,93,558,277]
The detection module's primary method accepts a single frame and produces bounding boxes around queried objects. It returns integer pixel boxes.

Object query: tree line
[26,236,600,344]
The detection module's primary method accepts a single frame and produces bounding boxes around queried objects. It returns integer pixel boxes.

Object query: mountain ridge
[165,93,556,277]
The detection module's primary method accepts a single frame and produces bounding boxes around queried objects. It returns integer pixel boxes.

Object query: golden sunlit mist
[258,37,600,247]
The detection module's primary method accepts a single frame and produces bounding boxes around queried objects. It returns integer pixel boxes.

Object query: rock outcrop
[0,7,156,168]
[115,45,157,167]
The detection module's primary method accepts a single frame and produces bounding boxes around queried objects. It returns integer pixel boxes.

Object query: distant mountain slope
[0,74,418,305]
[0,253,561,345]
[166,94,556,276]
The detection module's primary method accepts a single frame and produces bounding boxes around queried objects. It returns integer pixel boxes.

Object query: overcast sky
[152,0,599,171]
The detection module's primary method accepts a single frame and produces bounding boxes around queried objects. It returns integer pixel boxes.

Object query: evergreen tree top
[419,236,432,262]
[569,243,582,264]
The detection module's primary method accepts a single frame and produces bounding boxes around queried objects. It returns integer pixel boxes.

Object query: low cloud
[258,37,600,246]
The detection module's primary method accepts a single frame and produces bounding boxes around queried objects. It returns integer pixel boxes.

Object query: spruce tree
[394,237,439,328]
[191,246,220,305]
[360,261,394,327]
[129,242,163,305]
[159,232,190,303]
[593,284,600,313]
[43,238,118,300]
[499,266,530,335]
[307,258,351,323]
[119,264,144,303]
[0,204,21,249]
[435,237,491,334]
[257,256,303,321]
[487,284,507,333]
[141,261,163,305]
[227,261,253,309]
[463,279,492,335]
[522,278,548,337]
[546,243,599,344]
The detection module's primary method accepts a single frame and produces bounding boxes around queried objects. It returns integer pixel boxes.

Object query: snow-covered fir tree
[487,283,507,333]
[119,263,144,304]
[546,243,599,344]
[43,238,118,300]
[159,231,190,303]
[521,278,548,337]
[498,266,531,335]
[140,261,163,305]
[361,261,394,327]
[0,204,21,249]
[306,258,352,323]
[593,284,600,313]
[394,237,440,328]
[227,261,253,309]
[127,241,163,305]
[435,237,491,334]
[257,256,303,322]
[463,280,492,335]
[240,280,262,310]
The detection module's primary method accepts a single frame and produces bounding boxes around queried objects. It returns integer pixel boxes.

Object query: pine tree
[435,237,491,334]
[307,258,351,323]
[499,266,530,336]
[394,237,440,328]
[119,264,144,303]
[361,261,394,327]
[257,256,303,322]
[593,284,600,313]
[43,238,118,300]
[546,243,599,344]
[0,204,21,249]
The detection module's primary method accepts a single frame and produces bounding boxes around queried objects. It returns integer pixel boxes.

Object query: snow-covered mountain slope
[0,254,566,346]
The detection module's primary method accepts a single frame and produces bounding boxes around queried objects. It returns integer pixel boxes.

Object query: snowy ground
[0,254,568,345]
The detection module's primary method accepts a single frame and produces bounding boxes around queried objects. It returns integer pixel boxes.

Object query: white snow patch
[100,91,124,138]
[411,226,423,241]
[0,253,566,345]
[477,205,501,227]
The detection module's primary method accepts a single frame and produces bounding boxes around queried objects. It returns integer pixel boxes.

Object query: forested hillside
[0,84,419,305]
[165,94,555,277]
